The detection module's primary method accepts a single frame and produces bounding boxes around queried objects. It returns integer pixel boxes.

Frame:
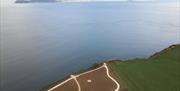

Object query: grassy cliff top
[109,44,180,91]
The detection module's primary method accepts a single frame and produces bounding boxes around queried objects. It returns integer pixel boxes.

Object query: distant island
[15,0,57,3]
[15,0,180,3]
[15,0,146,3]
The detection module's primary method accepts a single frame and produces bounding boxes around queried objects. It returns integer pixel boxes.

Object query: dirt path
[48,63,120,91]
[104,63,120,91]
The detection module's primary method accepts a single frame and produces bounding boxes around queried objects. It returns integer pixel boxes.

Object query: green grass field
[110,45,180,91]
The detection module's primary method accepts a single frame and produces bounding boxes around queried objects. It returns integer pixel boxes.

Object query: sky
[0,0,179,6]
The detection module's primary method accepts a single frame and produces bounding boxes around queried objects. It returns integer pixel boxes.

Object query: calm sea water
[1,2,180,91]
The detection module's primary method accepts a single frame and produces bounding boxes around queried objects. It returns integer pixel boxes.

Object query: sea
[0,2,180,91]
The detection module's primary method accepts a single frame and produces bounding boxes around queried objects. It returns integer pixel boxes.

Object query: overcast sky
[1,0,179,6]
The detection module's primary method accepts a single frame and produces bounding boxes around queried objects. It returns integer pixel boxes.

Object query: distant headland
[15,0,154,3]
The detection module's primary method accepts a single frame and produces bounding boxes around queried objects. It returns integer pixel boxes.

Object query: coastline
[41,44,180,91]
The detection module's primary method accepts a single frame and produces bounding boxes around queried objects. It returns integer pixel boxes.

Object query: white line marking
[77,66,104,77]
[104,63,120,91]
[87,79,92,83]
[71,75,81,91]
[47,78,73,91]
[48,63,120,91]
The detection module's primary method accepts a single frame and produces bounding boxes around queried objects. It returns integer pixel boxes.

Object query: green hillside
[110,44,180,91]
